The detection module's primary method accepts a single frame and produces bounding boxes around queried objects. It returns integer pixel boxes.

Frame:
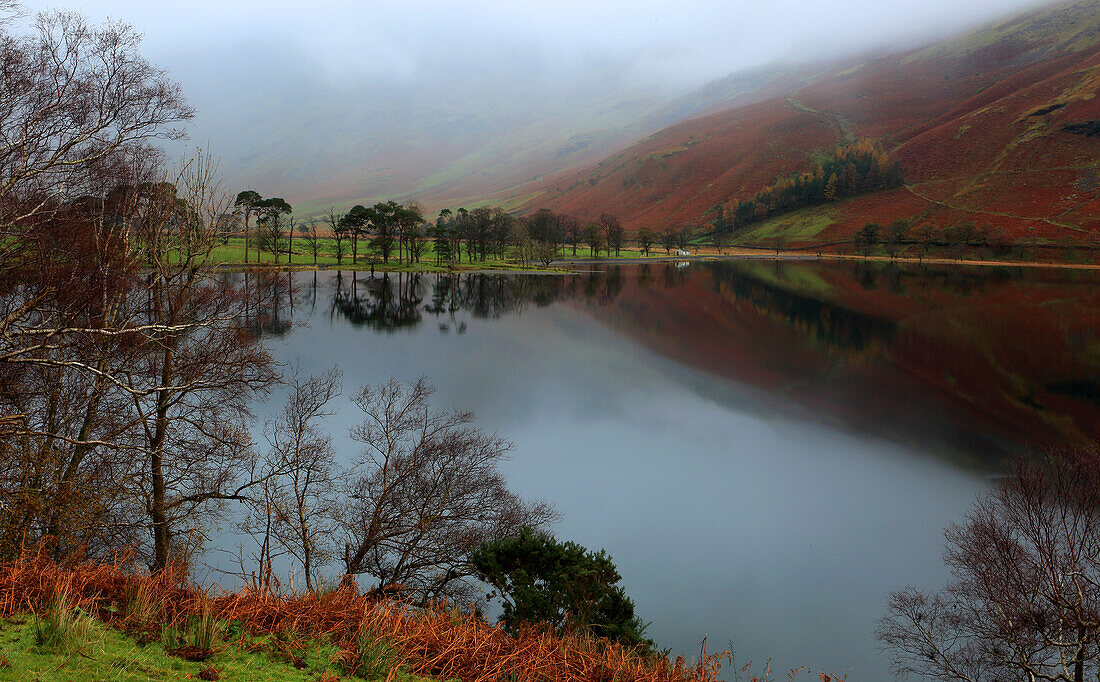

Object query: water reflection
[239,264,717,337]
[246,262,1100,465]
[586,261,1100,464]
[319,268,630,332]
[709,264,896,355]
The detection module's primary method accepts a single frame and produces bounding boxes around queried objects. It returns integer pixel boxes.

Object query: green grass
[0,613,440,681]
[731,205,838,244]
[350,628,401,680]
[207,237,568,272]
[32,591,100,655]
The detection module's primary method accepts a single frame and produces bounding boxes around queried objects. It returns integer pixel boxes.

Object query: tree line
[715,138,904,232]
[227,201,654,267]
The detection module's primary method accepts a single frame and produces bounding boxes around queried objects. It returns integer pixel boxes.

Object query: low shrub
[340,625,402,679]
[32,589,101,654]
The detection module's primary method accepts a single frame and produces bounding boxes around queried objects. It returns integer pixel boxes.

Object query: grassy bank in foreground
[0,609,438,681]
[0,556,747,682]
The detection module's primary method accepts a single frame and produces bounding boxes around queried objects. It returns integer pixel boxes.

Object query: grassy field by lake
[207,237,676,272]
[201,234,1100,274]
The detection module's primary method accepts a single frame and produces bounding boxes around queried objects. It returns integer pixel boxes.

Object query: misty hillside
[166,43,685,217]
[505,0,1100,242]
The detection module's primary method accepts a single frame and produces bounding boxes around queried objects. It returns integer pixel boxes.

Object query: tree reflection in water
[310,269,639,334]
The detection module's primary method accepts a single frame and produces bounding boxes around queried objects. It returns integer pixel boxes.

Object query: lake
[237,259,1100,679]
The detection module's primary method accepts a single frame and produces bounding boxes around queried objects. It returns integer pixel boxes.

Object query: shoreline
[209,250,1100,274]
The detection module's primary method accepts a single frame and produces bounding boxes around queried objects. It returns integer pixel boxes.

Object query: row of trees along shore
[226,201,717,267]
[226,141,1085,268]
[240,140,899,266]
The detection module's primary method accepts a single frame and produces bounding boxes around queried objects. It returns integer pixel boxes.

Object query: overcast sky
[13,0,1058,205]
[22,0,1051,91]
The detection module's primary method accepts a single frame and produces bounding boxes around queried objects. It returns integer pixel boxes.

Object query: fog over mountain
[23,0,1054,214]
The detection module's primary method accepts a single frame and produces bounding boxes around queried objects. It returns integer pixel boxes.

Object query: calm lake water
[237,260,1100,679]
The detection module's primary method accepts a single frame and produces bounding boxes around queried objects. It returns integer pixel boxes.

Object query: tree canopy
[721,138,903,232]
[471,527,651,649]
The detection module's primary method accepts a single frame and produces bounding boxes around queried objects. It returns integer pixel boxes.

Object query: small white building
[676,248,691,256]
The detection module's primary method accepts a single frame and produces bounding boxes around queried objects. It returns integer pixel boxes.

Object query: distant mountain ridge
[501,0,1100,242]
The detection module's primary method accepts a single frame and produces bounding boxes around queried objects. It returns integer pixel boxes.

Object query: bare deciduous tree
[712,231,729,255]
[340,377,556,604]
[242,367,342,593]
[51,157,267,538]
[562,215,581,257]
[583,224,605,258]
[0,148,280,571]
[0,7,194,426]
[534,241,557,268]
[636,227,654,257]
[659,228,677,255]
[878,452,1100,682]
[302,219,323,265]
[258,213,285,263]
[327,207,347,265]
[509,221,534,265]
[0,143,161,561]
[0,10,192,227]
[599,213,623,258]
[126,153,280,571]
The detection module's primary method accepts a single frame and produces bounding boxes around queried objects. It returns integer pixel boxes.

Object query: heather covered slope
[511,0,1100,242]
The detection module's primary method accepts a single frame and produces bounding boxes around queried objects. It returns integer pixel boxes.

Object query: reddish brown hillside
[518,98,839,229]
[513,0,1100,242]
